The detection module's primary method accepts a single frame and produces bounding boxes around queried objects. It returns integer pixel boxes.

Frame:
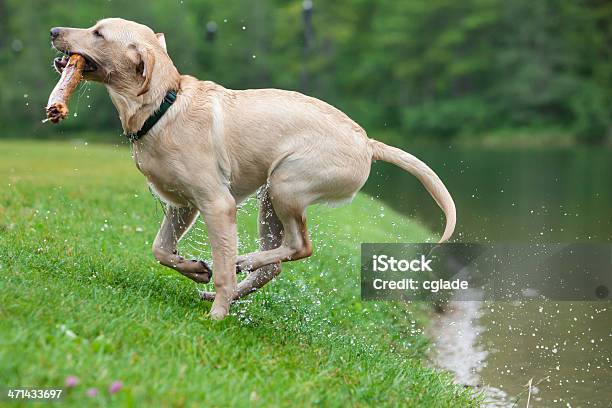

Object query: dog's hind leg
[152,206,212,283]
[200,186,283,302]
[236,187,285,295]
[234,175,313,273]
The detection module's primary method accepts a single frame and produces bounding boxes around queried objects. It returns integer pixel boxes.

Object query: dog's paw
[209,302,229,320]
[190,259,212,274]
[178,260,212,283]
[235,258,254,274]
[188,271,212,284]
[199,290,216,302]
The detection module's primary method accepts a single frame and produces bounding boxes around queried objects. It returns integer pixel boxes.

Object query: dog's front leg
[152,206,212,283]
[199,193,238,320]
[200,186,283,302]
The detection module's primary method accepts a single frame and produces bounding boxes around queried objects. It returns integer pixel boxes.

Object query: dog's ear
[128,44,156,96]
[156,33,167,53]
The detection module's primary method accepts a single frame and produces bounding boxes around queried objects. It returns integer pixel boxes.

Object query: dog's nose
[50,27,61,40]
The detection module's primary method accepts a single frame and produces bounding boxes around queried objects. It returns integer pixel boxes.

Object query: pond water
[363,145,612,407]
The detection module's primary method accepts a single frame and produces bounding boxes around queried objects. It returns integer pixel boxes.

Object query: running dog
[50,18,456,319]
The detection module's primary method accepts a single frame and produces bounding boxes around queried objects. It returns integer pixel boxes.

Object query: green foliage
[402,97,492,139]
[0,140,479,406]
[571,82,610,144]
[0,0,610,143]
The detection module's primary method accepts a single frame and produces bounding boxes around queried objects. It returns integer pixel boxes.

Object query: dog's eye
[93,30,104,39]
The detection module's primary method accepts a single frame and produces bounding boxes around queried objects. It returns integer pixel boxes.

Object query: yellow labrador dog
[50,18,455,319]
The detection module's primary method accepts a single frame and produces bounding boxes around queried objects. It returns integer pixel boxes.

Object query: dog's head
[50,18,174,97]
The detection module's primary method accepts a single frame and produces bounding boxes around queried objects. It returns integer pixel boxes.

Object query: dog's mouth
[53,52,98,74]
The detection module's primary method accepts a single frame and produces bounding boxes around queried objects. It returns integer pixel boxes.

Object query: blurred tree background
[0,0,610,144]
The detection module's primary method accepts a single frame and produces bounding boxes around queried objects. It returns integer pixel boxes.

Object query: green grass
[0,140,478,407]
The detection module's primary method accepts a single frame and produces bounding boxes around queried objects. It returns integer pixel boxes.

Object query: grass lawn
[0,140,478,407]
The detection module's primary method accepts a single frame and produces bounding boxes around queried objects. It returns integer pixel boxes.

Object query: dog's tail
[369,139,456,243]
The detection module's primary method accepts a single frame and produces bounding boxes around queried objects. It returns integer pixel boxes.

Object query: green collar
[125,90,178,141]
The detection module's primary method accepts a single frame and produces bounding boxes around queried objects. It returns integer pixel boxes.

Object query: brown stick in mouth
[45,54,86,124]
